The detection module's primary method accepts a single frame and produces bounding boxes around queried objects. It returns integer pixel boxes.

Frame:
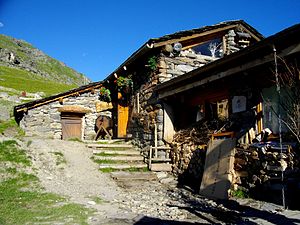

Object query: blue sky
[1,0,300,82]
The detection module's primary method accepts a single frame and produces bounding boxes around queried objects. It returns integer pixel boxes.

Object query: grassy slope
[0,140,93,225]
[0,34,88,86]
[0,66,77,96]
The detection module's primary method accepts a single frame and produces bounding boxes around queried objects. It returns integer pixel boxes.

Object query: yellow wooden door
[117,104,129,138]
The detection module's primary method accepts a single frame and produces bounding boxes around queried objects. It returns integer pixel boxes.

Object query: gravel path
[24,138,137,224]
[21,137,300,225]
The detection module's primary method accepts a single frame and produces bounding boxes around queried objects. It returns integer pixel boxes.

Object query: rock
[176,64,194,73]
[87,200,96,205]
[156,172,168,180]
[159,177,174,184]
[0,105,10,121]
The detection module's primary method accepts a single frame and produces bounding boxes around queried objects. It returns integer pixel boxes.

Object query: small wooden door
[61,114,83,140]
[117,104,129,138]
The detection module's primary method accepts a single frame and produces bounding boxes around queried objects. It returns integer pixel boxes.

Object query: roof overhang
[155,23,300,100]
[104,20,264,83]
[14,81,103,114]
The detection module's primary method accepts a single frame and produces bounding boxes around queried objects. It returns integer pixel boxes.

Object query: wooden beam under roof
[153,25,238,48]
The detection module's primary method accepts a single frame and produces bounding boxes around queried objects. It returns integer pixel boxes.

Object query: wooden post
[137,92,140,113]
[149,146,152,169]
[257,102,263,133]
[154,123,158,158]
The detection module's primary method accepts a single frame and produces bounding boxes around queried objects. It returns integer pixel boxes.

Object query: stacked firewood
[170,120,222,179]
[232,143,299,192]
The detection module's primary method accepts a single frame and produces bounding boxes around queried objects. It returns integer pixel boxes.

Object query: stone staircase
[86,141,148,171]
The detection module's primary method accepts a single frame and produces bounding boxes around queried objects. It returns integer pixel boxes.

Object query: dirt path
[22,138,300,225]
[24,138,137,224]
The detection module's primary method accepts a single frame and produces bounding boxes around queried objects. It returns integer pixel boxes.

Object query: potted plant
[116,76,133,93]
[99,87,111,102]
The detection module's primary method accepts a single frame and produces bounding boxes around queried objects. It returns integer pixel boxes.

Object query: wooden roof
[14,81,103,114]
[104,20,263,82]
[155,23,300,99]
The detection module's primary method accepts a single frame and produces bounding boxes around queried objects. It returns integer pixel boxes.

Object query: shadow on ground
[133,216,207,225]
[164,184,300,225]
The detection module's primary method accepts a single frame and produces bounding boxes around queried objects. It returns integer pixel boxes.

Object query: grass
[68,137,83,142]
[0,119,25,137]
[0,66,77,96]
[0,175,92,225]
[50,151,67,166]
[90,196,106,204]
[99,167,149,173]
[0,140,93,224]
[0,140,30,166]
[91,158,121,164]
[231,188,249,198]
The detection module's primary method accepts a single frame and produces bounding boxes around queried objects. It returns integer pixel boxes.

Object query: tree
[276,57,300,144]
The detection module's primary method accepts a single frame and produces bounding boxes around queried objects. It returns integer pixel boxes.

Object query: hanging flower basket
[116,76,133,93]
[99,87,111,102]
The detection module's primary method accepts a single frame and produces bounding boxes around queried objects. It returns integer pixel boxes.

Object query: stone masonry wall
[20,88,109,140]
[157,50,217,83]
[130,50,216,153]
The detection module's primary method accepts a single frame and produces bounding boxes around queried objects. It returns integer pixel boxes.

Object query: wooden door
[61,115,82,140]
[117,104,129,138]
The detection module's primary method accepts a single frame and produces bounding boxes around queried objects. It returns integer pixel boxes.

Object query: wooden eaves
[104,20,263,83]
[155,23,300,100]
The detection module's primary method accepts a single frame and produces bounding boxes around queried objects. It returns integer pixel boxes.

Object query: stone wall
[157,50,217,83]
[19,88,110,140]
[129,50,216,151]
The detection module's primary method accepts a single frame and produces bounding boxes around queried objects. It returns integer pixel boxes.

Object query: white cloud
[0,22,4,27]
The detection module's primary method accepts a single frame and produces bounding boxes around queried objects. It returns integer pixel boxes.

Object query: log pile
[232,142,299,193]
[170,120,223,180]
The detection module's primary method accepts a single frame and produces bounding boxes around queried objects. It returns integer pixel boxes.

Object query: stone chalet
[14,20,264,144]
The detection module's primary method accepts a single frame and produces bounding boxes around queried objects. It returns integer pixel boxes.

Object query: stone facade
[19,88,111,140]
[129,50,216,151]
[157,50,217,83]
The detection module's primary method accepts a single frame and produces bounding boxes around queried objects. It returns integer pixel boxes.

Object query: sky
[0,0,300,82]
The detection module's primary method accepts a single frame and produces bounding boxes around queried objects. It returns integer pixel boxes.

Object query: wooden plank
[153,25,237,48]
[61,117,82,140]
[199,138,236,200]
[163,103,175,144]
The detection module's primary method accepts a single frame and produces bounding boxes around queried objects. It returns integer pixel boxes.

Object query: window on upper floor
[192,38,223,58]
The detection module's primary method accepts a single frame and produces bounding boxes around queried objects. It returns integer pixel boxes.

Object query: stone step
[150,163,172,172]
[93,149,141,156]
[87,143,133,149]
[93,155,144,161]
[99,164,147,169]
[110,171,157,181]
[84,139,126,144]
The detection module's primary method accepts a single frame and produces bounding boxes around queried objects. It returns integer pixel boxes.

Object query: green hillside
[0,66,77,96]
[0,34,90,87]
